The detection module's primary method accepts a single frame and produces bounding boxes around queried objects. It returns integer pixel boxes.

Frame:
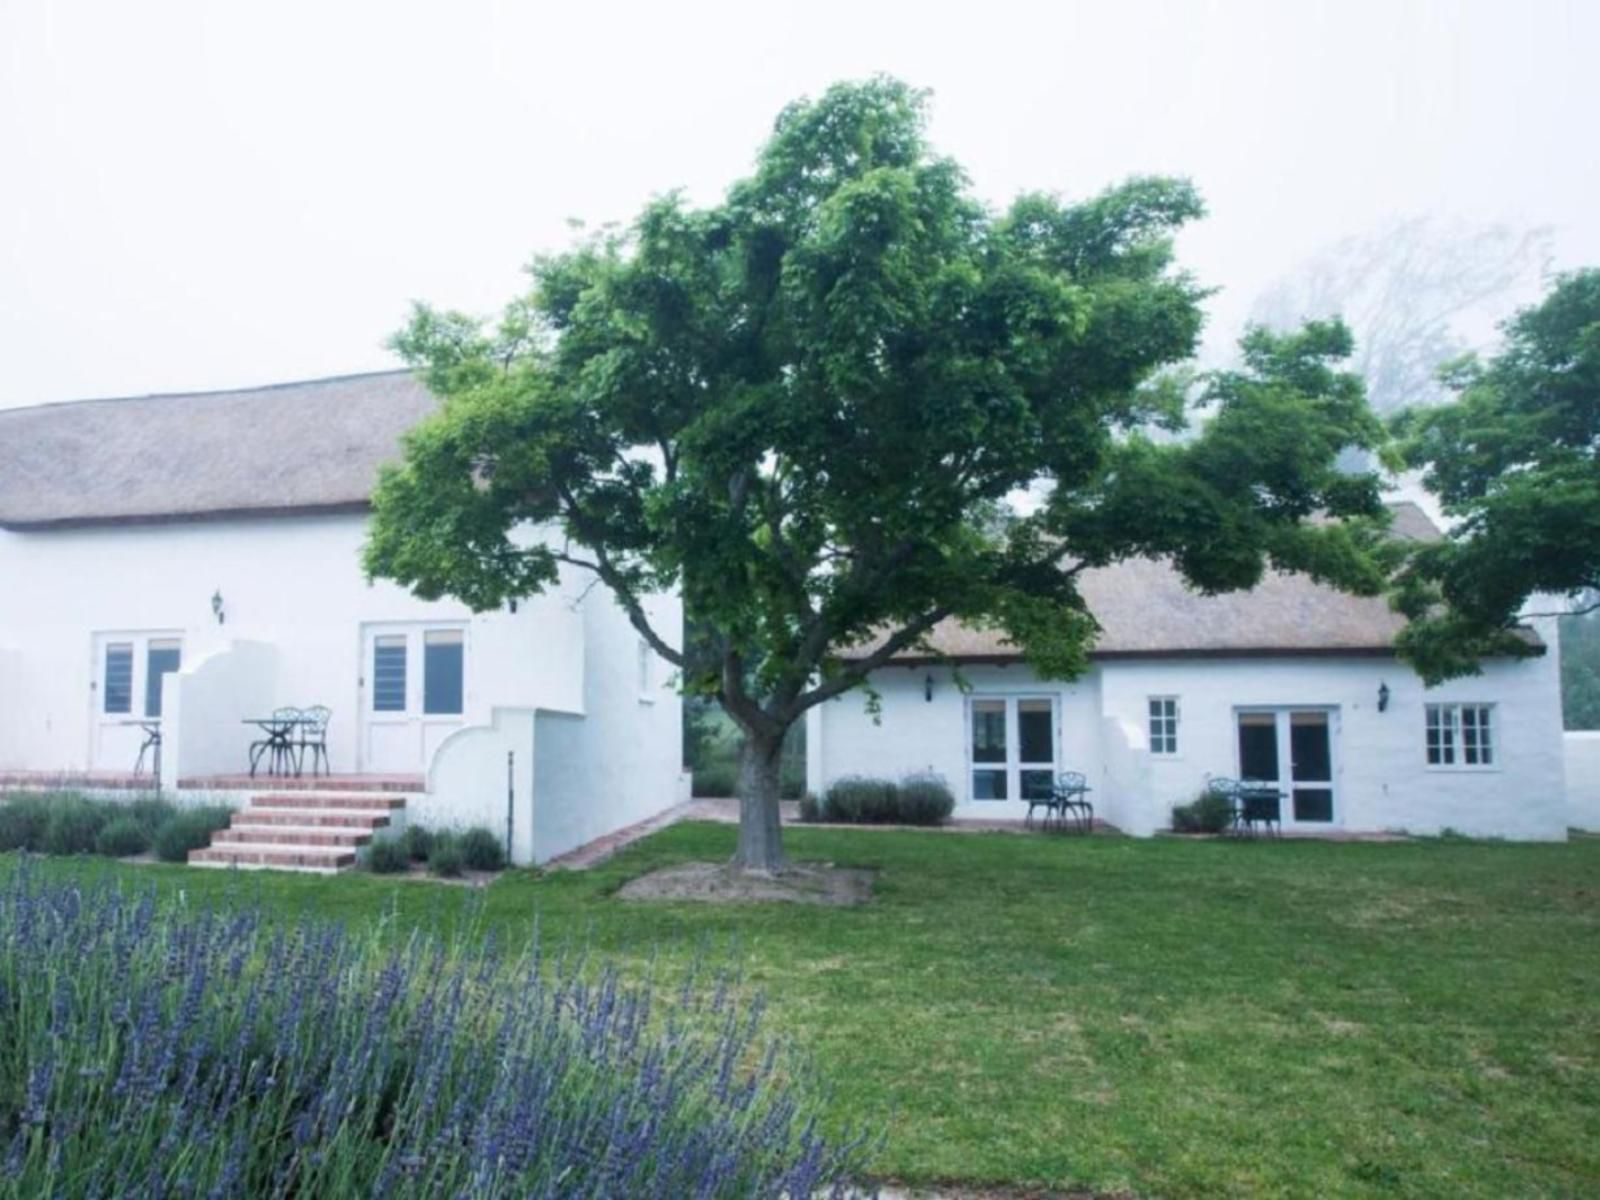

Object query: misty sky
[2,0,1596,409]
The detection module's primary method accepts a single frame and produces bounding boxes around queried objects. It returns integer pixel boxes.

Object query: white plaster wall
[161,640,279,787]
[528,583,682,864]
[0,514,587,774]
[1566,732,1600,831]
[814,640,1567,840]
[810,664,1103,823]
[0,647,19,769]
[420,707,537,863]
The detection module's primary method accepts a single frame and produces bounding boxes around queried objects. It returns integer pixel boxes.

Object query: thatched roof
[0,370,436,529]
[847,503,1535,660]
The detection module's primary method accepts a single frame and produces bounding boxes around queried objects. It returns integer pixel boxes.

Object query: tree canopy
[366,77,1390,869]
[1392,269,1600,683]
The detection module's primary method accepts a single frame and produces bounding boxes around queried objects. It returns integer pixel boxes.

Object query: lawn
[9,825,1600,1198]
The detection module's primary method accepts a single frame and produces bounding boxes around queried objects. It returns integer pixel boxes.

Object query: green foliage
[0,795,52,852]
[1171,790,1235,834]
[365,77,1389,864]
[94,816,152,857]
[152,807,234,864]
[458,826,507,871]
[1393,270,1600,682]
[365,837,412,874]
[429,833,465,878]
[797,792,822,823]
[402,822,436,862]
[819,774,952,825]
[41,795,113,856]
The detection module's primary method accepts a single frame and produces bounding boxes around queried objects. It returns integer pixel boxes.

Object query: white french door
[1235,707,1339,829]
[967,695,1059,803]
[359,623,467,774]
[90,632,182,772]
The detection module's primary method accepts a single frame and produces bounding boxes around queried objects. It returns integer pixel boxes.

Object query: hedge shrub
[401,823,435,862]
[458,826,507,871]
[95,816,153,858]
[819,775,954,826]
[1171,790,1235,834]
[42,796,114,856]
[365,837,411,874]
[428,833,465,878]
[153,806,235,863]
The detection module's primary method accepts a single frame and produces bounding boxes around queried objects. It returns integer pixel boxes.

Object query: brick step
[248,793,408,812]
[214,825,375,848]
[238,807,393,829]
[190,845,358,871]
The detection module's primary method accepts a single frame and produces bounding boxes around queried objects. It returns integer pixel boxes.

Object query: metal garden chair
[295,706,332,777]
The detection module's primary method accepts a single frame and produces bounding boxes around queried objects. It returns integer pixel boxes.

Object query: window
[372,636,408,713]
[422,630,464,716]
[103,643,133,714]
[637,639,655,701]
[970,699,1008,799]
[1426,703,1494,767]
[1148,697,1179,755]
[144,640,181,718]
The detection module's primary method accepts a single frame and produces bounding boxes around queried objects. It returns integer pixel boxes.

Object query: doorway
[1235,707,1337,829]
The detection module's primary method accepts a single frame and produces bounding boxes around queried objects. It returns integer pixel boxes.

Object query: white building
[0,371,684,868]
[808,505,1571,841]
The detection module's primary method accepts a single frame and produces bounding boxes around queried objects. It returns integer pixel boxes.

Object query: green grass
[8,827,1600,1197]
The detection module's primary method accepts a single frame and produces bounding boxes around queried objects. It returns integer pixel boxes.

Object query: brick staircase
[189,791,408,873]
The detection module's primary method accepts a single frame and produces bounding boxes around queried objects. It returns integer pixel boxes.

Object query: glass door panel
[970,699,1008,799]
[1289,711,1333,823]
[1237,712,1279,783]
[1017,698,1057,801]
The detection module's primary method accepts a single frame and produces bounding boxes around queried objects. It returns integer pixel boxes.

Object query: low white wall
[1566,732,1600,831]
[421,707,537,863]
[162,640,279,788]
[0,646,19,769]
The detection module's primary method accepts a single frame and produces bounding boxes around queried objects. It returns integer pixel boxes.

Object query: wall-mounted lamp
[924,673,935,703]
[211,589,226,626]
[1377,682,1390,713]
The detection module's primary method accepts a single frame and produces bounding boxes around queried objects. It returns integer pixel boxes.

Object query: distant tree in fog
[1251,217,1552,414]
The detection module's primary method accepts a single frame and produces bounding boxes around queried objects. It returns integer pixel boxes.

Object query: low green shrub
[153,806,235,863]
[797,792,822,823]
[1171,790,1234,834]
[822,777,899,824]
[896,773,956,825]
[122,795,178,833]
[365,837,411,874]
[458,826,506,872]
[0,795,53,852]
[692,761,738,798]
[42,796,113,856]
[401,823,435,862]
[429,834,465,878]
[95,816,152,858]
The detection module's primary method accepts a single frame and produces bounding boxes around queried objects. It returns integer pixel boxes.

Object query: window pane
[971,700,1006,764]
[144,640,181,718]
[1237,713,1278,782]
[972,768,1007,800]
[1018,699,1053,764]
[1477,707,1494,765]
[1149,697,1177,754]
[103,643,133,715]
[423,630,464,715]
[1293,788,1334,822]
[373,636,408,713]
[1289,712,1331,782]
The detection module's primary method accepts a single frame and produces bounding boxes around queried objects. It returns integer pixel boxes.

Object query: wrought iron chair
[133,720,162,780]
[1238,779,1283,838]
[295,706,332,777]
[1053,771,1094,834]
[249,706,302,778]
[1024,774,1061,829]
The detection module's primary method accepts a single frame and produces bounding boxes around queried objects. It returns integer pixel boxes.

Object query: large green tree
[1392,269,1600,684]
[366,78,1388,871]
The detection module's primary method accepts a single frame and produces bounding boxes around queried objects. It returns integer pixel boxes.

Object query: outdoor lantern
[211,589,225,625]
[1378,682,1390,712]
[925,673,935,702]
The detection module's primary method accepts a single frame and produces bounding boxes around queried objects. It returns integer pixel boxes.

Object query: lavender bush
[0,864,875,1197]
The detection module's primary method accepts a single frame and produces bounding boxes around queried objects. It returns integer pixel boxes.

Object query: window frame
[1424,702,1497,770]
[1148,695,1180,756]
[965,693,1060,803]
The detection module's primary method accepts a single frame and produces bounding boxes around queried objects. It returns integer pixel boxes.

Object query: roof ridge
[0,367,417,417]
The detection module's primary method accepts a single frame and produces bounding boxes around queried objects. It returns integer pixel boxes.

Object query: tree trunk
[733,731,787,873]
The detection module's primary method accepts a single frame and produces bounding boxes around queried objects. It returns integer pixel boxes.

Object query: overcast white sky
[2,0,1596,408]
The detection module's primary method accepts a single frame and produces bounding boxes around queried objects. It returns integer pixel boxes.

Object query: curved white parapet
[420,708,537,864]
[162,641,279,792]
